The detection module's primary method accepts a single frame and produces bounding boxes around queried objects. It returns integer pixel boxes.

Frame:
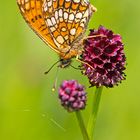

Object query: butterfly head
[59,59,72,68]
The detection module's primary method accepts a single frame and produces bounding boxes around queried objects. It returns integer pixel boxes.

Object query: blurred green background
[0,0,140,140]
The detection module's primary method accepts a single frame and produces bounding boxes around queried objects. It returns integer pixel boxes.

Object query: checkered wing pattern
[17,0,96,59]
[17,0,60,53]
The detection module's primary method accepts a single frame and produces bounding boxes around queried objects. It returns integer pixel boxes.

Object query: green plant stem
[87,87,103,140]
[75,111,90,140]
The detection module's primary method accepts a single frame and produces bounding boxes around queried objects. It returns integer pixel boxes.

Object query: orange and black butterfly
[17,0,97,67]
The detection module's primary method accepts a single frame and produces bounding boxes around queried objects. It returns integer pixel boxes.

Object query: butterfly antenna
[52,66,59,92]
[70,64,81,70]
[44,59,62,75]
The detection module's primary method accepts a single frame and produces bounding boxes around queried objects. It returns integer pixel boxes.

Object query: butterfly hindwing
[42,0,94,51]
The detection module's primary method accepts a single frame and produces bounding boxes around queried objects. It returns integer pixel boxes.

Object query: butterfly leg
[83,34,106,40]
[75,55,94,70]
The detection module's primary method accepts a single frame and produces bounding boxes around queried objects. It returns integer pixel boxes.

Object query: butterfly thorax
[59,38,84,68]
[59,34,85,60]
[59,59,72,68]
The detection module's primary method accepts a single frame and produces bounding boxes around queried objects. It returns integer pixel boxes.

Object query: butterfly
[17,0,97,67]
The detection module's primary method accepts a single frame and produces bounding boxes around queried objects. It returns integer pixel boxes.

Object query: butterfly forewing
[17,0,60,53]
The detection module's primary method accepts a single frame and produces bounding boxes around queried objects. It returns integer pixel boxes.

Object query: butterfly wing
[17,0,60,53]
[42,0,96,52]
[17,0,96,58]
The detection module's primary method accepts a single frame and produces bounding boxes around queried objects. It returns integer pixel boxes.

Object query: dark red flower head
[81,26,126,87]
[58,80,87,112]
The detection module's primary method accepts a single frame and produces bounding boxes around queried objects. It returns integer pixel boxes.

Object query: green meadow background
[0,0,140,140]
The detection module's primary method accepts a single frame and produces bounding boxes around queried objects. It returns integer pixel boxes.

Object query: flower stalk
[75,111,90,140]
[87,87,103,140]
